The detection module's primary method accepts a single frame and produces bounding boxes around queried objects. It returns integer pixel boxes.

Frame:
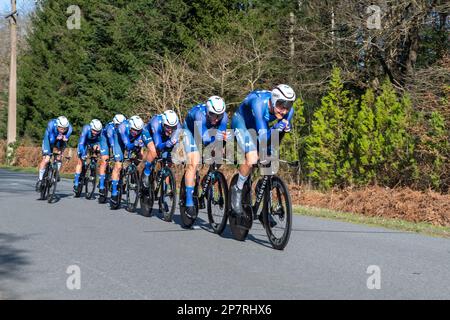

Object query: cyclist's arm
[285,107,294,128]
[46,121,57,145]
[64,125,73,140]
[216,112,228,141]
[119,124,135,151]
[253,99,270,145]
[195,112,212,145]
[149,120,165,152]
[77,126,89,157]
[171,122,182,143]
[141,129,153,148]
[107,125,115,147]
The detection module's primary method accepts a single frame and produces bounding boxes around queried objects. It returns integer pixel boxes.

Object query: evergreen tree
[305,67,356,189]
[374,80,414,186]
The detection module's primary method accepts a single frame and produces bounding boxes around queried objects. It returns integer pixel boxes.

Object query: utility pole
[6,0,17,165]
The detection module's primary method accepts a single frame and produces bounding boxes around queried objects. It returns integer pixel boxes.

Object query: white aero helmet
[162,110,179,128]
[90,119,103,132]
[56,116,70,128]
[271,84,296,110]
[129,115,144,131]
[113,114,126,125]
[206,96,226,115]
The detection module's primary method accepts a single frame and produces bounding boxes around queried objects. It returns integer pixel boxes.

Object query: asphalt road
[0,168,449,300]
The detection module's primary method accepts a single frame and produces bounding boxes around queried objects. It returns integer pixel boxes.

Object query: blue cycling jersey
[77,124,102,157]
[116,120,152,151]
[184,104,228,146]
[146,114,182,152]
[44,119,73,145]
[236,90,294,144]
[103,121,117,148]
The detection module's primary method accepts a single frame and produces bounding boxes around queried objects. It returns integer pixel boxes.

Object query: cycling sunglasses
[275,99,294,110]
[208,112,224,122]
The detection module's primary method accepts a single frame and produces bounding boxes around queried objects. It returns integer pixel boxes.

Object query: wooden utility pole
[6,0,17,164]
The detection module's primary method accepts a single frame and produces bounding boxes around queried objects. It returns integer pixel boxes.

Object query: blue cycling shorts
[42,138,66,156]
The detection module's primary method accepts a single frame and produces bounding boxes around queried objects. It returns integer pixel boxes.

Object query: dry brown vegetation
[290,185,450,227]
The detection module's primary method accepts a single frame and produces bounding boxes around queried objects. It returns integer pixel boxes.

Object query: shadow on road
[0,233,32,299]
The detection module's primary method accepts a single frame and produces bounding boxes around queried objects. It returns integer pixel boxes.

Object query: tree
[305,67,356,189]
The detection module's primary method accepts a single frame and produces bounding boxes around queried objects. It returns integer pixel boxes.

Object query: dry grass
[290,185,450,227]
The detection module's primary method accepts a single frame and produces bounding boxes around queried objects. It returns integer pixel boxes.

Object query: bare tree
[132,53,197,121]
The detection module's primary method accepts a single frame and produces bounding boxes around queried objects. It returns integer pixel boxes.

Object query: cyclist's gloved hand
[284,121,291,132]
[134,139,144,148]
[272,121,287,132]
[164,139,174,149]
[81,154,87,161]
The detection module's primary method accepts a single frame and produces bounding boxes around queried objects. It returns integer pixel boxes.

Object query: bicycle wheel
[125,168,140,213]
[228,174,253,241]
[85,163,97,200]
[207,171,229,235]
[262,176,292,250]
[158,168,177,222]
[179,175,197,228]
[47,164,58,203]
[39,165,50,200]
[140,172,154,217]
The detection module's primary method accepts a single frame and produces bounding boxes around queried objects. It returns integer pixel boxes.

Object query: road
[0,169,449,300]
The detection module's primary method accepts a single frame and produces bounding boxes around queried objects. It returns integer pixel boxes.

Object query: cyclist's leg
[232,113,258,185]
[74,145,87,191]
[111,135,124,201]
[99,135,110,191]
[143,140,157,184]
[183,127,200,209]
[230,113,258,213]
[39,137,52,181]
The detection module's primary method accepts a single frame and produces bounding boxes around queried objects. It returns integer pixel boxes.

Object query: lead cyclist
[230,84,296,216]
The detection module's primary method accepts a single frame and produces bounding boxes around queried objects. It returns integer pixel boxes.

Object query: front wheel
[158,168,177,222]
[125,168,140,213]
[262,176,292,250]
[140,172,154,217]
[207,171,229,235]
[47,165,58,203]
[39,165,51,200]
[85,163,97,200]
[228,174,253,241]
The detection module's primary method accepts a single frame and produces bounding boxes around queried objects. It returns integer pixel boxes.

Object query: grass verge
[294,205,450,239]
[0,165,74,179]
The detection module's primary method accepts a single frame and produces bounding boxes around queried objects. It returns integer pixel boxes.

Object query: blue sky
[0,0,35,16]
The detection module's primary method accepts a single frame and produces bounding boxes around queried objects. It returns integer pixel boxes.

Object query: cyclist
[110,115,157,208]
[36,116,73,191]
[73,119,103,193]
[182,96,228,218]
[230,84,296,215]
[143,110,182,187]
[98,114,127,196]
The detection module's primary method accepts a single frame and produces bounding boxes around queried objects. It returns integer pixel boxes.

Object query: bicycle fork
[252,175,270,220]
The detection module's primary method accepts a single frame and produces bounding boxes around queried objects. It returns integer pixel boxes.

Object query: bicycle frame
[198,162,222,201]
[153,158,171,197]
